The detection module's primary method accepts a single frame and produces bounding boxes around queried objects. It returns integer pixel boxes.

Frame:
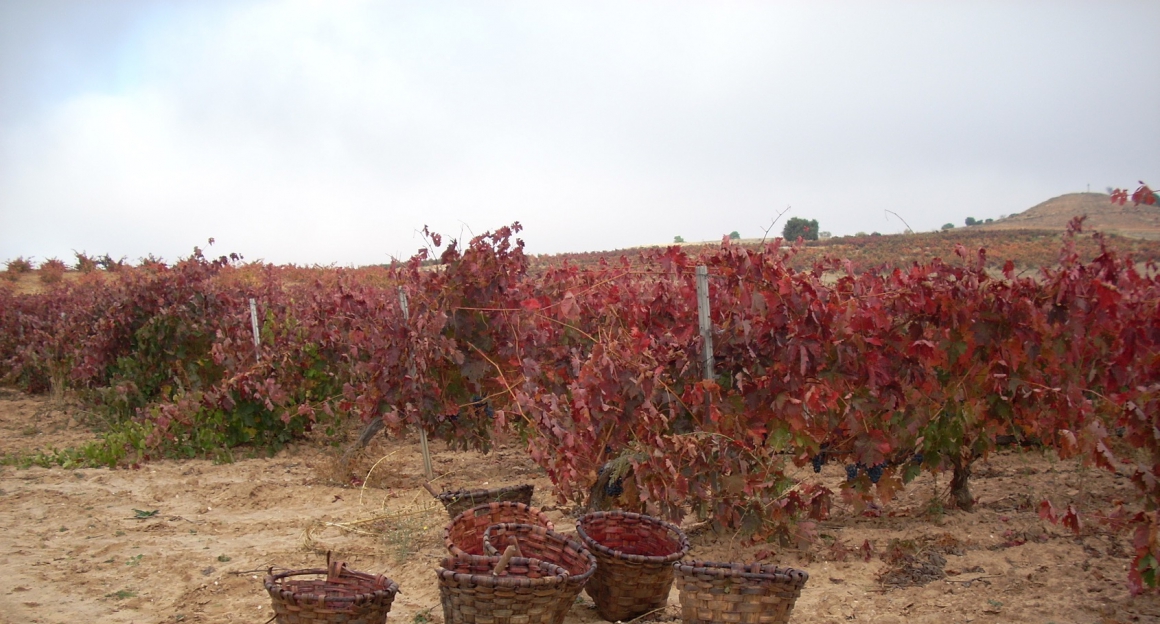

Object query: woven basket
[265,556,399,624]
[435,483,535,519]
[674,561,809,624]
[576,511,690,622]
[483,523,598,624]
[444,502,554,557]
[437,550,571,624]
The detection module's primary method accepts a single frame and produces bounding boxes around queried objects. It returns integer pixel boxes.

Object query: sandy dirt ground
[2,389,1159,624]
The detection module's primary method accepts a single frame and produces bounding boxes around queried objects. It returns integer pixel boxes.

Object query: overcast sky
[1,1,1158,266]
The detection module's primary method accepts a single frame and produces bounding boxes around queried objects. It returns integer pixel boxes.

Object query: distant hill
[977,192,1160,240]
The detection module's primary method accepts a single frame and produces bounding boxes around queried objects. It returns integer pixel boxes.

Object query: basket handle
[327,556,347,583]
[507,536,524,558]
[493,544,518,576]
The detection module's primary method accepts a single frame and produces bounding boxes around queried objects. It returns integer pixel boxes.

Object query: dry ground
[2,389,1159,624]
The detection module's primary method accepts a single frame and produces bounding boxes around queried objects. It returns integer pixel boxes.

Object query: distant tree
[782,217,819,241]
[942,223,955,230]
[728,231,741,240]
[819,231,832,239]
[673,235,685,243]
[871,232,881,237]
[965,217,977,226]
[984,218,993,224]
[855,231,867,237]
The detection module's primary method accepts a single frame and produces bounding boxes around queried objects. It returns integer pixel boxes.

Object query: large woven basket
[444,502,554,557]
[437,551,571,624]
[576,511,690,622]
[674,561,809,624]
[483,523,598,624]
[265,557,399,624]
[435,483,535,519]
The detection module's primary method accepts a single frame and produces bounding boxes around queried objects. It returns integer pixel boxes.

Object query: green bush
[782,218,819,241]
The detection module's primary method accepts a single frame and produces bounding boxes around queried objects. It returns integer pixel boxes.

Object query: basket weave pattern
[436,484,535,519]
[265,559,399,624]
[483,523,597,624]
[437,554,570,624]
[576,511,690,622]
[444,502,554,557]
[674,561,809,624]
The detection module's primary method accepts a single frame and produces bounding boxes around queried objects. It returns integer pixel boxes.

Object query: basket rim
[437,554,571,589]
[575,511,690,565]
[264,567,400,603]
[482,522,597,580]
[674,560,809,586]
[443,501,555,557]
[446,501,554,529]
[435,482,533,502]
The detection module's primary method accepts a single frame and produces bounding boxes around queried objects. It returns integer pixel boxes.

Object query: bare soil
[2,390,1158,624]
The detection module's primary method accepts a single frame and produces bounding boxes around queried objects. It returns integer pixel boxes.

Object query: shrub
[674,236,685,243]
[39,258,67,284]
[4,257,33,282]
[965,217,977,226]
[74,251,97,273]
[728,231,741,240]
[96,254,126,272]
[942,223,955,230]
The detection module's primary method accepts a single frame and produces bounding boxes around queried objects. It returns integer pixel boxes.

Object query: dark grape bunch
[604,478,624,498]
[844,462,887,483]
[810,444,830,473]
[470,395,495,419]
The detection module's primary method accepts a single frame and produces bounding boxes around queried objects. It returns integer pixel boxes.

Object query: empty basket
[483,523,598,624]
[674,561,809,624]
[265,556,399,624]
[576,511,690,622]
[433,483,535,519]
[437,548,571,624]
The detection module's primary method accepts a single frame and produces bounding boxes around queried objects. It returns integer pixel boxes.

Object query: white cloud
[1,1,1158,264]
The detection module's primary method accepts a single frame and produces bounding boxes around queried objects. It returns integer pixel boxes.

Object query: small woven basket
[483,523,598,624]
[576,511,690,622]
[444,502,554,557]
[437,549,571,624]
[674,561,809,624]
[264,556,399,624]
[434,483,535,519]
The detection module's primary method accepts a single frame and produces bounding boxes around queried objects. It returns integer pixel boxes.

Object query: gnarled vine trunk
[949,455,973,511]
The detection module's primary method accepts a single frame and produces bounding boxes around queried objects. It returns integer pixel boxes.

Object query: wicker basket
[483,523,598,624]
[674,561,809,624]
[264,556,399,624]
[437,549,571,624]
[576,511,690,622]
[434,483,535,519]
[444,502,554,557]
